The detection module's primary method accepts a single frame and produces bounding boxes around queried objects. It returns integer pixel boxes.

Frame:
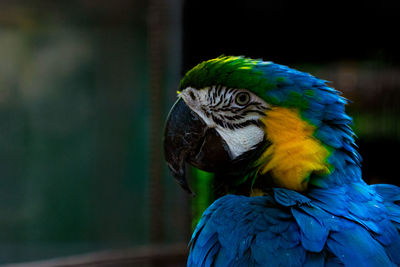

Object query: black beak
[163,98,232,195]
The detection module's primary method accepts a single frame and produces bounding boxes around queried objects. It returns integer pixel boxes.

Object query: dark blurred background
[0,0,399,265]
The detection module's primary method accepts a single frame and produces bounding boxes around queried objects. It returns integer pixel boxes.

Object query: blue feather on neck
[253,62,363,188]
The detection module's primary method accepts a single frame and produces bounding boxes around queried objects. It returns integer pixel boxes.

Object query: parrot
[163,56,400,266]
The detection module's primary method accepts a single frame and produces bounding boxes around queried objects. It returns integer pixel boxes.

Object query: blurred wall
[0,0,186,264]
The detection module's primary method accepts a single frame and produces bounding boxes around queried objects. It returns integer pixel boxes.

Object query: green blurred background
[0,0,399,265]
[0,0,187,264]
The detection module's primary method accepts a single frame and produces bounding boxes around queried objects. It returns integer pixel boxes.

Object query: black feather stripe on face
[211,114,265,130]
[204,86,269,130]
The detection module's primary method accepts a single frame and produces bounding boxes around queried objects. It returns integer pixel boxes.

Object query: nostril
[189,91,196,101]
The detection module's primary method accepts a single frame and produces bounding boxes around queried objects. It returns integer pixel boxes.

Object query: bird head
[164,56,359,196]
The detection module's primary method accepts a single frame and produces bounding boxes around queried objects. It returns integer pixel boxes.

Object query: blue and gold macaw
[163,56,400,266]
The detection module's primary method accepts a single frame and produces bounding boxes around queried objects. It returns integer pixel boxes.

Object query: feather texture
[179,56,400,266]
[189,188,400,266]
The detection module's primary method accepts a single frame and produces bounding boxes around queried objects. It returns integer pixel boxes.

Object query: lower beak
[163,98,231,195]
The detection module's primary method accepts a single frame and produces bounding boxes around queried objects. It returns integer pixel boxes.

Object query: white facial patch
[179,86,269,159]
[216,124,265,158]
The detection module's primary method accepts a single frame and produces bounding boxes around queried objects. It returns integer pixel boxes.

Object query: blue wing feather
[189,185,400,267]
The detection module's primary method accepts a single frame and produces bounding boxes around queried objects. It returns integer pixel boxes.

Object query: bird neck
[253,106,361,192]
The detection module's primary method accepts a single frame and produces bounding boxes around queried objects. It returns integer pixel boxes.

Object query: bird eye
[235,92,250,106]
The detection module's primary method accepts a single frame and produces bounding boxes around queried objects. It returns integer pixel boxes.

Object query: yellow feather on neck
[257,107,331,191]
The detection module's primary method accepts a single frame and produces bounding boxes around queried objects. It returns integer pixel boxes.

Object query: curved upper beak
[163,98,232,195]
